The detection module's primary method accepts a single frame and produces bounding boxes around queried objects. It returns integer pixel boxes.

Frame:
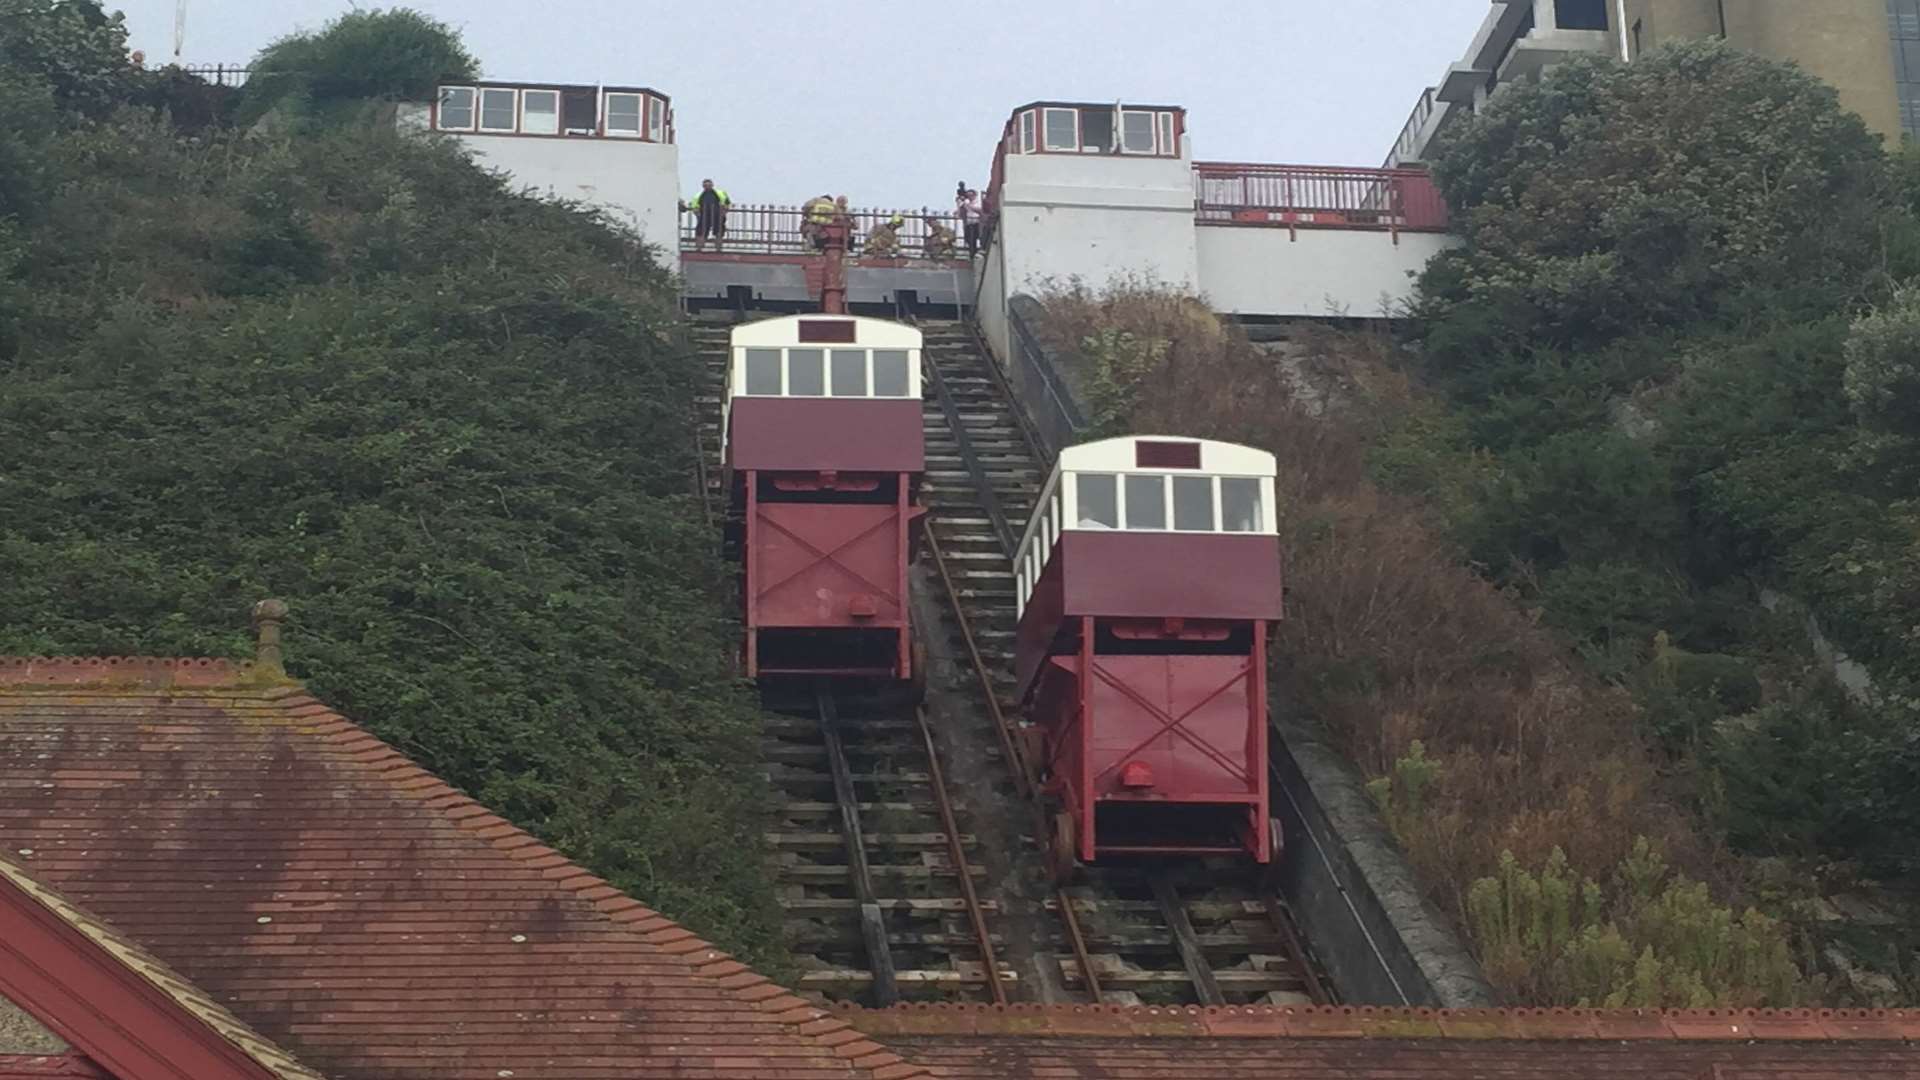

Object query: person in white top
[955,187,982,259]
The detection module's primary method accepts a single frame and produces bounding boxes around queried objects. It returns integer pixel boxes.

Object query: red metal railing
[1192,162,1450,233]
[680,204,965,257]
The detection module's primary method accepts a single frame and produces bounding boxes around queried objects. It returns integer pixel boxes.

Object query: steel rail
[1151,878,1226,1006]
[1053,887,1105,1002]
[913,704,1009,1005]
[815,685,900,1006]
[1262,890,1332,1005]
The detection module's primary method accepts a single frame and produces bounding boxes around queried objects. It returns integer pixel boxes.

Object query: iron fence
[1191,162,1450,233]
[679,203,966,258]
[182,64,251,87]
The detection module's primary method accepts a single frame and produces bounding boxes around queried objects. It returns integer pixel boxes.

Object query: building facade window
[1554,0,1609,31]
[1891,0,1920,137]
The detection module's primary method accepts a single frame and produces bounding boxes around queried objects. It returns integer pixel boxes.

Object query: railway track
[691,313,1331,1007]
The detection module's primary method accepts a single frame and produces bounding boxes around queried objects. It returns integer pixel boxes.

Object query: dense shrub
[0,0,139,117]
[0,82,783,966]
[238,8,478,126]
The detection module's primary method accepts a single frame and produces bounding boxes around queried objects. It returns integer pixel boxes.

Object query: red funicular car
[725,314,926,688]
[1012,436,1284,877]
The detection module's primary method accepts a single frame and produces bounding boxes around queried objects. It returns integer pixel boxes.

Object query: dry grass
[1033,284,1741,999]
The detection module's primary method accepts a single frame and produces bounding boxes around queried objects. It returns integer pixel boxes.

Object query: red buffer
[725,314,927,687]
[1011,436,1284,874]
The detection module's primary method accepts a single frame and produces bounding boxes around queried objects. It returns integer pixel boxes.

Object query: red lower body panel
[1032,620,1270,863]
[741,471,919,680]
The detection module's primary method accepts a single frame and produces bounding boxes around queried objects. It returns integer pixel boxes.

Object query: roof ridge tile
[0,656,281,691]
[835,1003,1920,1044]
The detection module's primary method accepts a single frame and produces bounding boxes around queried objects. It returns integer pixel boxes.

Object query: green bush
[0,104,783,965]
[1468,840,1804,1006]
[239,7,478,126]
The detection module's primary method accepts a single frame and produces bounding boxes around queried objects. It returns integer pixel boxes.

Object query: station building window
[1042,107,1079,151]
[522,89,560,135]
[438,86,476,130]
[604,92,643,136]
[1011,104,1181,156]
[479,88,518,132]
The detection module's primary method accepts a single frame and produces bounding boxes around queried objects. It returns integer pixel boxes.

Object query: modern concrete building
[396,80,682,252]
[1388,0,1906,167]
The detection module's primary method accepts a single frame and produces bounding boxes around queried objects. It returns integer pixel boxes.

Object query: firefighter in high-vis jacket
[865,213,906,258]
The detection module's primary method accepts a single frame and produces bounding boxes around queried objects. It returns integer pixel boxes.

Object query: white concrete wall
[395,102,681,253]
[1196,227,1456,319]
[996,142,1200,294]
[974,233,1010,371]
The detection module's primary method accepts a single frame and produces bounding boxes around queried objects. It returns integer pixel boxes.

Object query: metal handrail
[1192,162,1451,234]
[679,203,965,257]
[1003,299,1087,466]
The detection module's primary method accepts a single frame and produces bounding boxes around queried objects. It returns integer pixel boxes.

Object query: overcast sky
[117,0,1492,208]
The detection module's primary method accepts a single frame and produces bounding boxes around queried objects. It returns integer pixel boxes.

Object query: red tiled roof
[0,1057,110,1079]
[0,854,323,1080]
[843,1005,1920,1079]
[0,657,926,1080]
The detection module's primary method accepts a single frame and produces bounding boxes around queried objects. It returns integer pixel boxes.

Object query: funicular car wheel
[1259,815,1286,890]
[1047,809,1079,885]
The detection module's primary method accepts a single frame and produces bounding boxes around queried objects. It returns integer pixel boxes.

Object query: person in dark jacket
[683,179,730,251]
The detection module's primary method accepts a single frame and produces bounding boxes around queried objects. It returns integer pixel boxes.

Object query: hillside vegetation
[0,4,783,966]
[1035,41,1919,1005]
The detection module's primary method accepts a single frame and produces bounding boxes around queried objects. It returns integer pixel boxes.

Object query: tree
[239,7,478,126]
[1420,39,1892,372]
[0,0,137,118]
[1843,285,1920,479]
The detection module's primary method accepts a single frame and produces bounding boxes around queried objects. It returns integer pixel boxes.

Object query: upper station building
[395,80,681,251]
[395,81,1455,335]
[1389,0,1907,167]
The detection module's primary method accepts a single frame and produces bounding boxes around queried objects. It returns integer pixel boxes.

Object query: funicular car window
[1222,477,1263,532]
[1158,112,1175,155]
[872,350,910,397]
[1019,110,1037,153]
[830,350,867,396]
[1125,474,1167,530]
[647,96,666,140]
[1075,473,1119,528]
[1173,475,1215,531]
[743,349,782,395]
[788,348,825,396]
[1049,492,1062,545]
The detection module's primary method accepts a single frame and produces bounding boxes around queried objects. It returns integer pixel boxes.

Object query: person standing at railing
[681,179,730,252]
[955,188,982,258]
